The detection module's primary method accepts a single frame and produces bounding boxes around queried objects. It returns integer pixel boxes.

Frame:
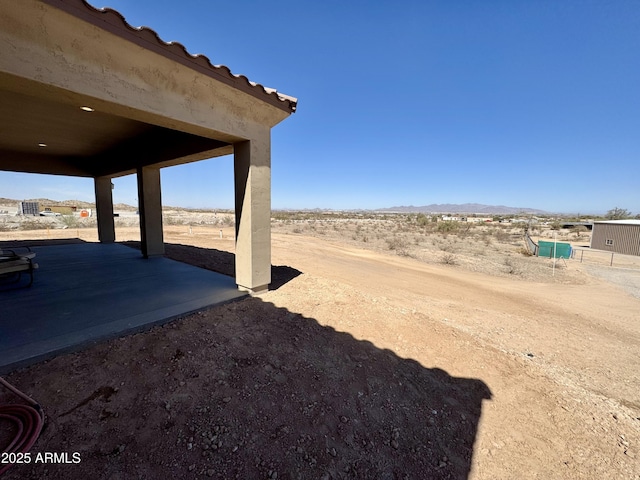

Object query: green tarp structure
[538,241,572,259]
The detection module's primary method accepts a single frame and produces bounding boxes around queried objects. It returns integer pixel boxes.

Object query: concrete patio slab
[0,243,246,373]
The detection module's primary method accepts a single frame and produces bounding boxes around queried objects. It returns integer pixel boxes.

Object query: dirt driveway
[1,227,639,479]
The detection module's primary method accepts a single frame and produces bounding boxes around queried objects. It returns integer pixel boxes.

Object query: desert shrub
[504,257,519,275]
[163,215,186,226]
[386,236,408,251]
[441,253,456,265]
[386,236,411,256]
[416,213,429,227]
[439,242,454,253]
[549,221,562,231]
[422,222,437,234]
[437,221,459,233]
[58,215,82,228]
[272,211,292,221]
[218,215,235,227]
[449,221,470,235]
[19,219,49,231]
[571,225,588,239]
[518,247,533,257]
[493,229,511,242]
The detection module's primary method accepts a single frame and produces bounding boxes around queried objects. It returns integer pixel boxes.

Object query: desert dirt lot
[1,212,639,479]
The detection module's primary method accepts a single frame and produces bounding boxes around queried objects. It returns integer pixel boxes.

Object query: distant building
[440,215,493,223]
[591,220,640,256]
[466,217,492,223]
[46,205,77,215]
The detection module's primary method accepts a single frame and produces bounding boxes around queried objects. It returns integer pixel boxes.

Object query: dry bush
[0,222,15,232]
[439,242,455,253]
[518,247,533,257]
[457,222,475,238]
[437,221,459,233]
[15,219,49,231]
[441,253,457,265]
[571,225,588,240]
[493,228,511,242]
[504,257,519,275]
[385,236,412,257]
[218,216,235,227]
[421,222,437,234]
[163,215,187,226]
[415,213,430,226]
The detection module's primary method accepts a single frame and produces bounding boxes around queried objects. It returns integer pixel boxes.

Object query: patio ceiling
[0,0,296,180]
[0,83,230,178]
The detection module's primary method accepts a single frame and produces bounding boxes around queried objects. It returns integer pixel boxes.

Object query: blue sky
[2,0,639,214]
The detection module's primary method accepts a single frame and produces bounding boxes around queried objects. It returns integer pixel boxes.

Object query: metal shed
[591,220,640,257]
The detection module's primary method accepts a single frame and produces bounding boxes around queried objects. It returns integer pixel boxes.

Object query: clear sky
[2,0,639,214]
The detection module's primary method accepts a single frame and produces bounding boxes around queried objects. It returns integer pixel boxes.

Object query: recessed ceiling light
[38,143,47,147]
[80,106,94,112]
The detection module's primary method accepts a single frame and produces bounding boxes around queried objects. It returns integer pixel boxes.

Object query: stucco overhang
[0,0,297,178]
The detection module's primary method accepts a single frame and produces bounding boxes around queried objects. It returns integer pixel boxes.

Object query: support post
[136,166,164,258]
[94,176,115,243]
[234,132,271,293]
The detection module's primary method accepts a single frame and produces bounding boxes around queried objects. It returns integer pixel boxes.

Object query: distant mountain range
[0,197,547,215]
[376,203,547,215]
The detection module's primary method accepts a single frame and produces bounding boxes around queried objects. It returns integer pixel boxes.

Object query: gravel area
[580,264,640,299]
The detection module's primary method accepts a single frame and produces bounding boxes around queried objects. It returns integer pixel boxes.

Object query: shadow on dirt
[122,241,302,290]
[3,292,491,479]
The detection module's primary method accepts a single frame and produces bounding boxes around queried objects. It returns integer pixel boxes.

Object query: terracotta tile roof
[41,0,297,113]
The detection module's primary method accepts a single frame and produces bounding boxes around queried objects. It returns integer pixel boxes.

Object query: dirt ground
[1,215,639,479]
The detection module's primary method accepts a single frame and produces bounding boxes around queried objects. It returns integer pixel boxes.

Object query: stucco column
[94,176,115,243]
[234,132,271,293]
[136,166,164,258]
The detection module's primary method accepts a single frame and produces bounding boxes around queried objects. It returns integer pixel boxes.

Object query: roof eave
[41,0,297,114]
